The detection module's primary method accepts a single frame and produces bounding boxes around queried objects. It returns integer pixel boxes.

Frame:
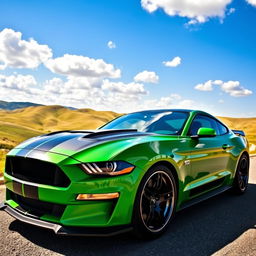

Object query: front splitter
[0,202,132,237]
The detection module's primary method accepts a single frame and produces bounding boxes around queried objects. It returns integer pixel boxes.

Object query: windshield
[100,111,189,135]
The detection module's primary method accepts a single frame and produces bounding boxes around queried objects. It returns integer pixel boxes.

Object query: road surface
[0,157,255,256]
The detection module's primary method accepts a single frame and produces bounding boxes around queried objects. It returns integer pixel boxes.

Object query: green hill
[0,105,120,141]
[0,105,120,175]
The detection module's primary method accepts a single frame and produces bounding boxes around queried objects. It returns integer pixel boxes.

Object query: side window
[216,121,228,135]
[188,115,219,136]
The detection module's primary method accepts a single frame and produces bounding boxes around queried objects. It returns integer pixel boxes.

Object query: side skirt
[178,185,232,211]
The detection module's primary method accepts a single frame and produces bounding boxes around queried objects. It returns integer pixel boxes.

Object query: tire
[232,154,249,194]
[132,165,177,239]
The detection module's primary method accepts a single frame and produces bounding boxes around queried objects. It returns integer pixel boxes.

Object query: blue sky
[0,0,255,117]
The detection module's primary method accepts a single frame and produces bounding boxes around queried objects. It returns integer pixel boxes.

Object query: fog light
[76,192,119,200]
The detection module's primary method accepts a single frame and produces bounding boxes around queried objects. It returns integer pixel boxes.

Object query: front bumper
[0,202,132,236]
[4,163,143,227]
[3,150,145,230]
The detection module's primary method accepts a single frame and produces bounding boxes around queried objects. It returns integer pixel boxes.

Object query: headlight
[79,161,135,176]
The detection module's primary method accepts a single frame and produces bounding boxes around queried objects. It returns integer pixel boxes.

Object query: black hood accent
[44,130,94,136]
[82,129,137,139]
[54,129,148,152]
[14,129,152,157]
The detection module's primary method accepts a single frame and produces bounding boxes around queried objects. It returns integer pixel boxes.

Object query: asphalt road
[0,158,255,256]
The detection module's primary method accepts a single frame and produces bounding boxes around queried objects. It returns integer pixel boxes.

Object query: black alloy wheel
[132,165,177,239]
[233,154,249,194]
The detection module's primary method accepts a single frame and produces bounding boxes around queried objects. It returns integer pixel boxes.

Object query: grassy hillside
[0,105,120,175]
[0,106,255,176]
[0,105,119,133]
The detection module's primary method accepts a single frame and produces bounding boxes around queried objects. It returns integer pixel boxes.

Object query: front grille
[9,190,65,218]
[5,157,70,187]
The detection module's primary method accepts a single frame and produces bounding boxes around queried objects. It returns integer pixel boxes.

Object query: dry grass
[0,149,8,175]
[0,106,120,176]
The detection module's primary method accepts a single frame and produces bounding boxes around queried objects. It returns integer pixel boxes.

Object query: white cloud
[163,56,181,67]
[141,94,199,111]
[220,81,252,97]
[107,41,116,49]
[0,28,52,70]
[0,74,147,111]
[65,76,102,90]
[246,0,256,7]
[143,94,182,108]
[134,70,159,84]
[42,77,105,102]
[0,74,36,91]
[45,54,121,78]
[0,73,212,114]
[43,77,65,94]
[141,0,233,24]
[195,80,253,97]
[227,7,236,15]
[195,80,216,91]
[102,79,147,96]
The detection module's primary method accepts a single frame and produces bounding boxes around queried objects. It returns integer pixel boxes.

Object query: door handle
[222,144,229,150]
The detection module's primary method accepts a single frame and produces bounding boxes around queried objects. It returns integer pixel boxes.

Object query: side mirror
[191,127,216,138]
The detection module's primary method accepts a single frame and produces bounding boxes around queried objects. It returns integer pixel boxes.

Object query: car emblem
[184,160,190,166]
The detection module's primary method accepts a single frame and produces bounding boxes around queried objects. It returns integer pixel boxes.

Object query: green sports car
[0,109,250,238]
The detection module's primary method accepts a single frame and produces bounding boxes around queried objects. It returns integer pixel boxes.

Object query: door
[185,114,233,196]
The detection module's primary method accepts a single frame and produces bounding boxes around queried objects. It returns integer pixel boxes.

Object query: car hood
[10,129,160,161]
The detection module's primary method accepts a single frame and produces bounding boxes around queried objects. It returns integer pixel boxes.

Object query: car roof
[129,109,218,120]
[130,109,200,114]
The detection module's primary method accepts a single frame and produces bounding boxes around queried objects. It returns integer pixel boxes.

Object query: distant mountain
[0,101,42,110]
[0,101,77,111]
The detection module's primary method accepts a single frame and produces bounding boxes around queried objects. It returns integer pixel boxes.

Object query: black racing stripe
[83,129,137,138]
[13,181,23,196]
[15,134,67,156]
[56,133,150,152]
[24,185,38,200]
[22,135,61,149]
[56,138,94,151]
[36,134,81,151]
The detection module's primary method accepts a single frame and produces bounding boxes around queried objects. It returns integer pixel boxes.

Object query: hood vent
[82,129,138,139]
[45,130,94,136]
